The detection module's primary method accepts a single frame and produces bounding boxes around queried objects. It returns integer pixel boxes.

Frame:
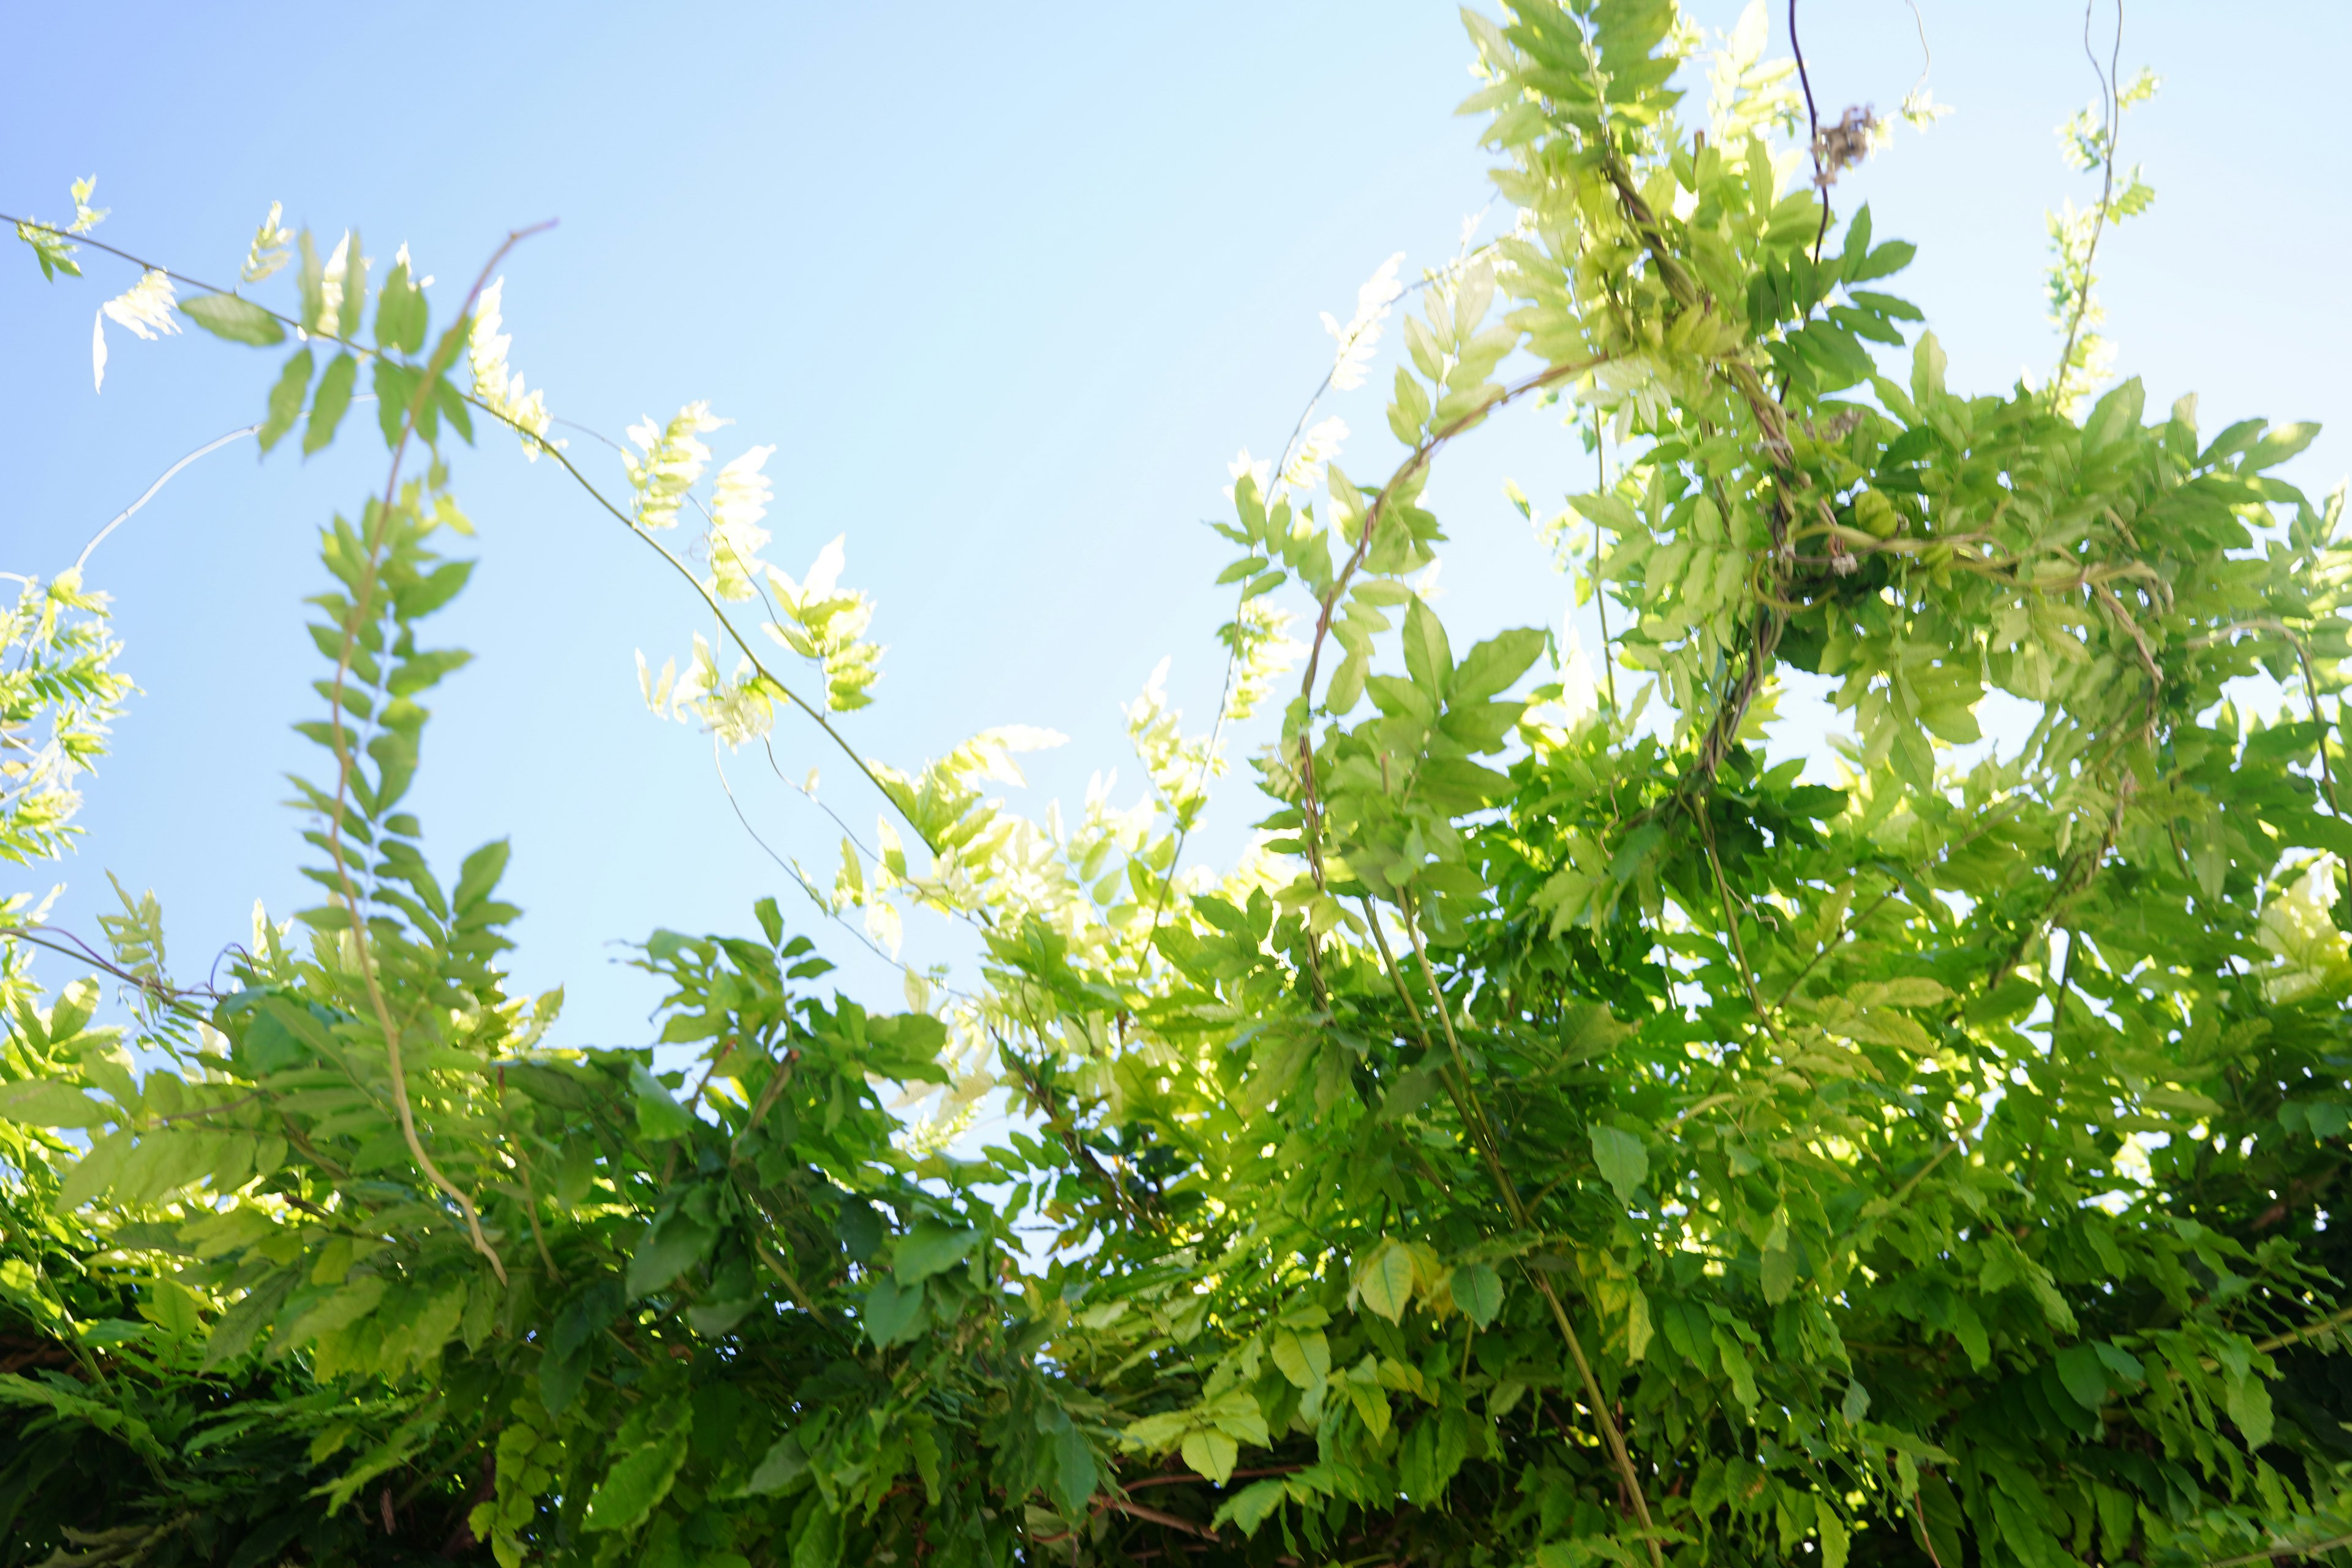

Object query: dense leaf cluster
[5,6,2352,1568]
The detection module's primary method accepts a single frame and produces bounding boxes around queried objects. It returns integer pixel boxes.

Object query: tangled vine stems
[1583,139,1814,816]
[316,223,552,1286]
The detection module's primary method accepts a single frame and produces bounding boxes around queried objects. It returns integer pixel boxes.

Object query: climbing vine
[5,7,2352,1568]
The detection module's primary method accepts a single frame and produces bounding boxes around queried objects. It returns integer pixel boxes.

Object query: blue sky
[9,2,2346,1042]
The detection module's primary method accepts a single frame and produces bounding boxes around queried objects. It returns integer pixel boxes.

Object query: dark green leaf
[893,1219,978,1285]
[626,1204,719,1297]
[1590,1124,1646,1203]
[1452,1262,1503,1328]
[631,1063,698,1142]
[862,1277,927,1346]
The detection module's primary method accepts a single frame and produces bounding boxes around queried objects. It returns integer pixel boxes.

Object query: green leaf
[835,1197,883,1261]
[431,374,474,442]
[1760,1243,1798,1303]
[200,1273,296,1370]
[374,357,422,448]
[745,1433,809,1495]
[303,352,357,455]
[1403,597,1453,698]
[1050,1420,1096,1516]
[137,1280,202,1340]
[2225,1366,2275,1448]
[1849,238,1917,282]
[1847,289,1924,321]
[1910,331,1947,403]
[0,1080,110,1128]
[180,292,285,345]
[1345,1379,1391,1439]
[1449,627,1545,705]
[258,347,314,453]
[1838,203,1873,275]
[1450,1262,1503,1328]
[374,259,426,353]
[894,1219,979,1285]
[454,839,510,908]
[2248,421,2322,470]
[2055,1344,2108,1410]
[1713,1324,1758,1408]
[1589,1124,1647,1203]
[582,1431,687,1534]
[1272,1327,1331,1389]
[1355,1239,1415,1322]
[862,1276,927,1346]
[296,229,326,332]
[630,1064,697,1142]
[1215,1477,1290,1537]
[1180,1429,1239,1485]
[790,1492,839,1568]
[2084,377,2146,451]
[1327,648,1370,715]
[1819,1508,1851,1568]
[625,1204,718,1298]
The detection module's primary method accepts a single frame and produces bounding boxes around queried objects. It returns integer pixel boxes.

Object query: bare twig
[74,424,260,575]
[2052,0,2128,405]
[1787,1,1831,259]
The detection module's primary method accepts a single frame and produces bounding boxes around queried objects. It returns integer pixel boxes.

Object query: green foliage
[6,8,2352,1568]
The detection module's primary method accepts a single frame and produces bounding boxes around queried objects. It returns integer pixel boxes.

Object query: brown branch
[1121,1467,1303,1491]
[151,1091,263,1127]
[1098,1495,1221,1540]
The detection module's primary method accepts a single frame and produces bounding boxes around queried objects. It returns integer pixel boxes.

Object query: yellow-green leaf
[1355,1239,1416,1323]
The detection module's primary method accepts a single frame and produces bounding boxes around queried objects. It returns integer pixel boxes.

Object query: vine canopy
[4,6,2352,1568]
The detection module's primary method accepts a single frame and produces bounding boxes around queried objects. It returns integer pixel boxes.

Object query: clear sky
[8,2,2347,1046]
